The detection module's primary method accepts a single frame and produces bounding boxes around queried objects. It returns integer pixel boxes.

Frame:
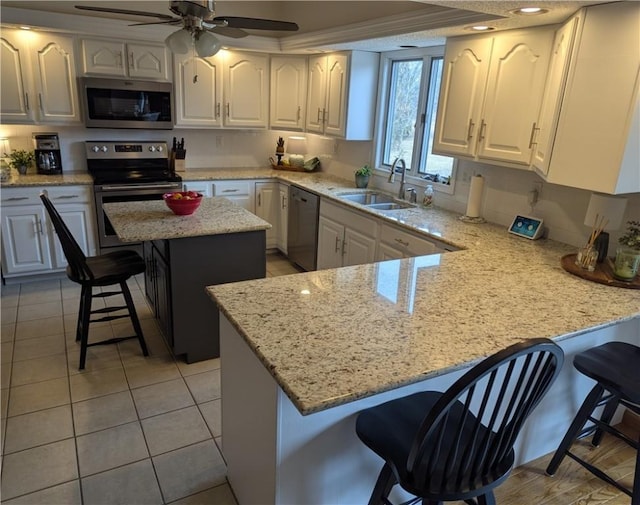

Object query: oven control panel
[85,141,168,159]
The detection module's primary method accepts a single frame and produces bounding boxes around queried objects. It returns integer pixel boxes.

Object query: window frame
[373,46,456,195]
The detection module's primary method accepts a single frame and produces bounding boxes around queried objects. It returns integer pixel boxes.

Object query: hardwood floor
[495,423,636,505]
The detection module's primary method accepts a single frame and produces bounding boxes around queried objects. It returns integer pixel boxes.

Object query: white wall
[2,124,637,250]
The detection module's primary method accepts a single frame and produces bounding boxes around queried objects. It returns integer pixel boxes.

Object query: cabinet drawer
[1,186,92,206]
[213,180,251,196]
[320,199,378,238]
[379,223,439,256]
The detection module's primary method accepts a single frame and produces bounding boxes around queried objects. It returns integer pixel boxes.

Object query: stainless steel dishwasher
[288,185,319,271]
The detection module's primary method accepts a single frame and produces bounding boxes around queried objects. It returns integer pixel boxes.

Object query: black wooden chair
[356,338,564,505]
[40,192,149,370]
[546,341,639,504]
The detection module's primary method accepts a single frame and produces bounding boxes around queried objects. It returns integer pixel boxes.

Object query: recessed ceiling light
[465,25,495,31]
[511,7,549,15]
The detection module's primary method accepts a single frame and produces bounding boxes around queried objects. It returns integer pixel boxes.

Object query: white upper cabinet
[1,29,80,124]
[224,51,269,128]
[174,53,223,127]
[80,38,170,80]
[434,27,553,167]
[306,51,379,140]
[270,55,307,130]
[174,50,268,128]
[531,16,580,176]
[538,2,640,194]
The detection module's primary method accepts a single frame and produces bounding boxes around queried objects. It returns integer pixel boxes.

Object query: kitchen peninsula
[207,210,639,504]
[103,197,271,362]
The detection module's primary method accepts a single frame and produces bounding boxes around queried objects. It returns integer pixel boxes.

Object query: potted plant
[613,220,640,281]
[6,149,34,175]
[355,165,371,188]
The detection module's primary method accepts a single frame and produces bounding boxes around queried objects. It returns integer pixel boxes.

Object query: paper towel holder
[459,173,486,224]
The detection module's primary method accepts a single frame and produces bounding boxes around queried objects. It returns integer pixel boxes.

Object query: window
[376,47,455,191]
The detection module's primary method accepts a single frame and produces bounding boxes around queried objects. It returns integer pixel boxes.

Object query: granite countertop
[103,197,271,242]
[207,211,640,416]
[1,172,93,187]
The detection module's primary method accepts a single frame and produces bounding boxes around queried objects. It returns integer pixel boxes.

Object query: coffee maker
[33,132,62,175]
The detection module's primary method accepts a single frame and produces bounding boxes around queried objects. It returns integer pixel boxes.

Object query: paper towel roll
[466,175,484,218]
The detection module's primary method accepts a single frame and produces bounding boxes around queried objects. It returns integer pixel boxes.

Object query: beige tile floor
[0,251,302,504]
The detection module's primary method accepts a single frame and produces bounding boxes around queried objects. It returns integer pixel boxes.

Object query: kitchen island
[103,197,271,362]
[207,211,639,504]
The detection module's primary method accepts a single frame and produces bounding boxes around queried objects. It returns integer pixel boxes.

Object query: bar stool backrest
[407,338,564,494]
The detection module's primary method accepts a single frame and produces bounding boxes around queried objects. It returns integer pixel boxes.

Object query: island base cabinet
[219,314,639,504]
[148,231,266,363]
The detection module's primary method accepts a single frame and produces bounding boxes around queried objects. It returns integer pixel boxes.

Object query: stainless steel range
[87,141,182,253]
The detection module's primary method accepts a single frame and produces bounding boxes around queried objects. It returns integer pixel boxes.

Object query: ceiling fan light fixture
[165,28,193,54]
[195,30,222,58]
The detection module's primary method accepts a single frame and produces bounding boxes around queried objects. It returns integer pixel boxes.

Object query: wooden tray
[561,254,639,289]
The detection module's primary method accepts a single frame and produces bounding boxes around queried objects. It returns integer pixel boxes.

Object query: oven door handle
[99,183,181,191]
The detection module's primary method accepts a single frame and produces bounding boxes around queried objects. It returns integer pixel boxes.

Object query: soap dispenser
[423,185,434,207]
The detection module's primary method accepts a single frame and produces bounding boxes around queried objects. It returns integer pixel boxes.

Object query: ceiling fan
[75,0,299,57]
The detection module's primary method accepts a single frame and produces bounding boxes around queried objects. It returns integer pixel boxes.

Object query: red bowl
[163,191,203,216]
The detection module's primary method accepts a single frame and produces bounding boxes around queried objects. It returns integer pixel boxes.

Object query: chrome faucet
[388,158,407,199]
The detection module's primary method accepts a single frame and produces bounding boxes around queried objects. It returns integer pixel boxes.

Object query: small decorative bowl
[163,191,203,216]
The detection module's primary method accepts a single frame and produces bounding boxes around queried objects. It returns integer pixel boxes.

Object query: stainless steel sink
[337,191,415,210]
[367,201,414,210]
[337,191,397,205]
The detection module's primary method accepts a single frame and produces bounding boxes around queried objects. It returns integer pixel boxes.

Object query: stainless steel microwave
[80,77,174,129]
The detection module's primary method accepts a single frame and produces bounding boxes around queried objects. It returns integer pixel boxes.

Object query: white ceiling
[1,0,605,52]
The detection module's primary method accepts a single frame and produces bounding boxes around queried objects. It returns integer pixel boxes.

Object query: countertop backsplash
[2,123,638,251]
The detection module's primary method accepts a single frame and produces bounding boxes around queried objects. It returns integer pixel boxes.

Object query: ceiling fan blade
[205,26,249,39]
[75,5,176,21]
[213,16,299,32]
[129,19,182,27]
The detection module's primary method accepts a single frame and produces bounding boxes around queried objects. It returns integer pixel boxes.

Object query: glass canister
[612,248,640,281]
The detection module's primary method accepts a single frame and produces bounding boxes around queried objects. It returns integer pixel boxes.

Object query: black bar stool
[41,192,149,370]
[546,341,639,503]
[356,338,564,505]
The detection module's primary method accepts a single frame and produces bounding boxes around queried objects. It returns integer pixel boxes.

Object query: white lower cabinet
[212,180,254,212]
[255,181,279,249]
[1,186,96,277]
[317,199,377,270]
[376,223,446,261]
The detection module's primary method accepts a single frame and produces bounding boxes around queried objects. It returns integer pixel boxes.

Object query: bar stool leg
[633,432,639,505]
[120,281,148,357]
[78,286,93,370]
[546,384,605,476]
[76,284,89,342]
[592,395,619,447]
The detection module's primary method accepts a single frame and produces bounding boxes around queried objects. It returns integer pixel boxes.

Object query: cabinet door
[433,36,493,157]
[316,216,344,270]
[531,17,579,176]
[0,31,34,123]
[30,33,81,123]
[270,55,307,130]
[255,182,278,249]
[324,53,349,137]
[377,242,404,261]
[127,42,169,80]
[277,183,288,254]
[1,206,52,274]
[478,28,553,165]
[306,55,327,133]
[343,227,377,267]
[153,245,173,346]
[80,38,127,76]
[224,52,269,128]
[174,54,223,127]
[49,204,94,269]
